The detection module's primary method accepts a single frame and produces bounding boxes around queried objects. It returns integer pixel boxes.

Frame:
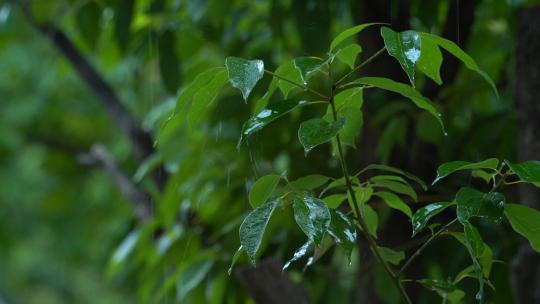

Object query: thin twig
[335,47,386,85]
[264,69,329,99]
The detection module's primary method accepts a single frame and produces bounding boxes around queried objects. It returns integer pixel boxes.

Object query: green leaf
[249,174,282,208]
[334,87,363,109]
[174,67,224,114]
[412,202,454,236]
[362,164,427,190]
[288,174,331,191]
[419,32,498,97]
[187,69,228,128]
[373,191,412,218]
[377,246,405,265]
[282,241,312,271]
[505,204,540,252]
[372,180,417,201]
[239,200,279,264]
[328,210,357,260]
[330,22,381,51]
[76,1,101,49]
[227,246,245,275]
[363,203,379,237]
[225,56,265,101]
[176,259,213,300]
[107,228,140,276]
[354,77,444,132]
[471,169,496,184]
[418,278,457,294]
[455,187,505,224]
[338,107,363,148]
[293,57,326,84]
[298,117,346,154]
[113,0,134,52]
[293,194,331,246]
[380,27,421,86]
[158,30,181,94]
[464,222,485,257]
[505,160,540,184]
[417,37,443,85]
[322,194,348,209]
[336,43,362,69]
[433,158,499,185]
[238,99,309,146]
[274,61,304,98]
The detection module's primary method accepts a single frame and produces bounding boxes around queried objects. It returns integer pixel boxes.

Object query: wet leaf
[433,158,499,185]
[293,56,326,84]
[412,202,454,236]
[298,117,346,153]
[455,187,505,224]
[239,200,279,264]
[249,174,282,208]
[187,69,228,128]
[373,191,412,218]
[417,37,442,85]
[330,22,381,51]
[282,241,312,271]
[274,61,304,98]
[238,99,308,146]
[328,210,357,260]
[505,160,540,184]
[336,43,362,69]
[228,246,245,275]
[225,56,265,101]
[377,246,405,265]
[381,27,421,86]
[293,194,331,246]
[464,222,485,257]
[175,67,225,114]
[505,204,540,252]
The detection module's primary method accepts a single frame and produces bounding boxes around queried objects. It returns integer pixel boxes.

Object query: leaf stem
[397,219,458,277]
[335,47,386,85]
[264,69,329,99]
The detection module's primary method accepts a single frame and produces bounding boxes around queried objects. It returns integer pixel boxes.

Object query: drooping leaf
[377,246,405,265]
[288,174,331,191]
[225,56,265,101]
[187,69,228,127]
[298,117,346,153]
[336,43,362,69]
[282,241,312,271]
[362,164,427,190]
[419,32,498,97]
[328,210,357,259]
[455,187,505,224]
[464,222,485,257]
[293,57,326,84]
[293,194,331,246]
[239,200,279,264]
[330,22,381,51]
[354,77,444,131]
[412,202,454,236]
[433,158,499,185]
[249,174,282,208]
[322,194,348,209]
[505,160,540,184]
[373,191,412,218]
[372,180,417,201]
[238,99,309,146]
[380,27,421,86]
[417,37,443,85]
[505,204,540,252]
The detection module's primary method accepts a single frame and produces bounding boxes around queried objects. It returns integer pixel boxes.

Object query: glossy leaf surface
[239,200,278,264]
[381,27,421,86]
[505,204,540,252]
[298,117,346,153]
[293,194,331,246]
[412,202,454,236]
[433,158,499,185]
[293,57,326,84]
[282,241,312,271]
[249,174,282,208]
[455,187,505,224]
[225,56,264,101]
[417,37,443,85]
[328,210,357,259]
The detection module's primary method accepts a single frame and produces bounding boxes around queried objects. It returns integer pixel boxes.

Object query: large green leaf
[433,158,499,185]
[412,202,454,236]
[505,160,540,184]
[239,200,279,264]
[373,191,412,218]
[419,32,498,97]
[238,99,308,146]
[225,56,265,101]
[505,204,540,252]
[298,117,346,153]
[380,27,421,86]
[417,37,443,85]
[330,22,381,51]
[336,43,362,69]
[328,210,357,260]
[282,241,312,271]
[249,174,282,208]
[293,57,326,84]
[354,77,444,131]
[455,187,505,224]
[293,194,331,246]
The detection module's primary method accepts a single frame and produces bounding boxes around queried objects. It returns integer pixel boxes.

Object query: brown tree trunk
[512,5,540,304]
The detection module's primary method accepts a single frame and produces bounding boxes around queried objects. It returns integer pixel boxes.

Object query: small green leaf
[417,37,443,85]
[238,99,309,146]
[187,69,228,128]
[372,180,417,201]
[433,158,499,185]
[471,169,496,184]
[377,246,405,265]
[175,67,225,114]
[362,164,427,190]
[298,117,346,154]
[338,107,363,148]
[293,194,331,246]
[505,204,540,252]
[412,202,454,236]
[288,174,331,191]
[363,203,379,237]
[322,194,348,209]
[336,43,362,69]
[418,278,457,294]
[249,174,282,208]
[373,191,412,218]
[381,27,421,86]
[464,222,485,257]
[274,61,304,98]
[330,22,381,51]
[505,160,540,184]
[455,187,505,224]
[328,210,357,260]
[293,57,326,84]
[239,200,279,264]
[334,87,363,109]
[354,77,444,132]
[419,32,498,97]
[282,241,312,271]
[225,56,265,101]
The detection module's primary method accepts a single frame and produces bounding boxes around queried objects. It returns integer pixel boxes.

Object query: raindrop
[444,132,448,137]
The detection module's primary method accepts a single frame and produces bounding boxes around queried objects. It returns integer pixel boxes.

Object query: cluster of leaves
[163,22,540,303]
